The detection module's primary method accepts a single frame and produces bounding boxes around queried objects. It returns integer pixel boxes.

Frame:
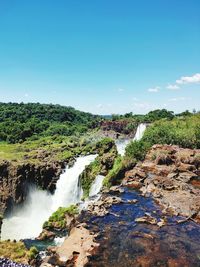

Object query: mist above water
[89,175,105,197]
[1,124,147,241]
[1,155,96,241]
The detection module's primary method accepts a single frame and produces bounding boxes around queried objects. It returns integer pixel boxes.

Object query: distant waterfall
[116,123,147,156]
[1,155,96,241]
[133,123,147,141]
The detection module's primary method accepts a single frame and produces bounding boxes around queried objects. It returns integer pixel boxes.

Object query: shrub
[43,205,78,230]
[125,140,151,161]
[103,156,123,187]
[28,246,39,260]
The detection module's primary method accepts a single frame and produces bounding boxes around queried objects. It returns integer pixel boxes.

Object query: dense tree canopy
[0,103,100,143]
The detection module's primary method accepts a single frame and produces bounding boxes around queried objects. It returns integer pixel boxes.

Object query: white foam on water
[89,175,104,197]
[1,154,97,241]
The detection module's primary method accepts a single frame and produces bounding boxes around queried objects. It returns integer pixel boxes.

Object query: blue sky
[0,0,199,114]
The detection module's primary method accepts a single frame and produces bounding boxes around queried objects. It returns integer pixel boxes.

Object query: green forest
[0,103,100,143]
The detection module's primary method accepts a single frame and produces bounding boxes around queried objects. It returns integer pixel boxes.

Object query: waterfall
[1,187,53,241]
[51,155,96,211]
[116,123,147,156]
[89,175,105,197]
[1,154,96,241]
[1,124,147,241]
[115,138,130,156]
[133,123,146,141]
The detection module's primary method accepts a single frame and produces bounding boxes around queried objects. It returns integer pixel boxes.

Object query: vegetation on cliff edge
[79,138,118,198]
[43,205,78,230]
[104,114,200,186]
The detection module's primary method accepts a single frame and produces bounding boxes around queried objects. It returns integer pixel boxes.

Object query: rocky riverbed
[123,144,200,222]
[39,186,200,266]
[1,144,200,266]
[39,144,200,267]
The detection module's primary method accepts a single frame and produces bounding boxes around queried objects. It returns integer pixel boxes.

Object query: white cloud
[148,86,160,93]
[166,84,179,90]
[24,93,29,97]
[176,73,200,84]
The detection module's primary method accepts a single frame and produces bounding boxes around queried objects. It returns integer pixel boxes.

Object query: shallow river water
[80,188,200,267]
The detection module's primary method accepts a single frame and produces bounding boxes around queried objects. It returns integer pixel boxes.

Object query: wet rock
[87,195,122,217]
[135,214,157,225]
[109,185,124,194]
[157,218,166,227]
[37,229,56,241]
[131,231,155,240]
[127,199,138,204]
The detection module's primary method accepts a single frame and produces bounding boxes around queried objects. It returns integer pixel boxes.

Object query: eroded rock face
[0,160,64,215]
[100,120,137,138]
[123,145,200,222]
[42,224,99,267]
[38,211,77,241]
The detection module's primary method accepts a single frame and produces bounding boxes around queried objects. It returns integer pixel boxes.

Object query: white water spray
[1,187,53,240]
[1,125,147,241]
[115,138,130,156]
[89,175,104,197]
[1,154,96,241]
[133,123,146,141]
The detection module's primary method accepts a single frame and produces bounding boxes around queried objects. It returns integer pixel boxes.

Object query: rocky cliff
[100,120,137,138]
[0,160,64,215]
[123,144,200,222]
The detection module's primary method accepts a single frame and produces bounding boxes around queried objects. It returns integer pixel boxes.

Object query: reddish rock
[122,145,200,222]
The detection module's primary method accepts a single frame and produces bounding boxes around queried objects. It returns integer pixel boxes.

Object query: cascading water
[79,175,105,210]
[133,123,146,141]
[1,154,96,241]
[89,175,105,197]
[1,125,147,241]
[116,123,147,155]
[115,138,130,156]
[82,124,147,209]
[51,155,96,211]
[1,186,53,240]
